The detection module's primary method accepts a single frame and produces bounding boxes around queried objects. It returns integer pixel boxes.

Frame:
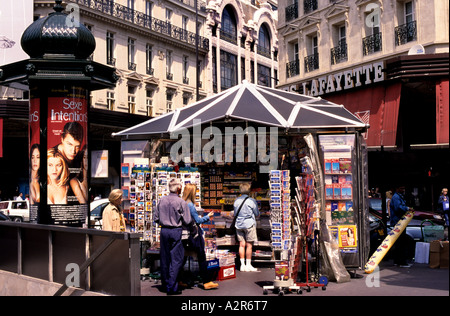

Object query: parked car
[0,200,30,222]
[0,211,10,221]
[89,198,109,229]
[368,213,417,260]
[369,198,444,225]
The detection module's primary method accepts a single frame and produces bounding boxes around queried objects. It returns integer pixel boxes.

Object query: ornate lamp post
[0,0,117,226]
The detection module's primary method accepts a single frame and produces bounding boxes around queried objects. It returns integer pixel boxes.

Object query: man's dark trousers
[160,227,184,293]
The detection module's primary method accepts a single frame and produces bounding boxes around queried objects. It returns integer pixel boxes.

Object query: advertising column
[29,85,89,226]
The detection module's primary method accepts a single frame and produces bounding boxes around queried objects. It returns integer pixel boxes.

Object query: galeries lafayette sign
[288,61,385,97]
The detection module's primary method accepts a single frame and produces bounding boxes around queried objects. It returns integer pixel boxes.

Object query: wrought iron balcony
[107,57,116,66]
[128,62,136,71]
[330,42,347,65]
[304,53,319,72]
[257,45,271,58]
[286,59,300,78]
[304,0,318,14]
[220,29,237,45]
[147,67,154,76]
[285,2,298,22]
[395,20,417,46]
[362,32,382,55]
[68,0,209,51]
[183,77,189,84]
[166,72,173,80]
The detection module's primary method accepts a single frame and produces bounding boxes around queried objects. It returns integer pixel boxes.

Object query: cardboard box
[429,240,441,268]
[440,241,449,269]
[429,240,449,269]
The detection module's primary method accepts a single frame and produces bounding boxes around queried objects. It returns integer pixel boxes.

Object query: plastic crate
[217,265,236,281]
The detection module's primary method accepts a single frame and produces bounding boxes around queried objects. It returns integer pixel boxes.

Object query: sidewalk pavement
[140,259,449,297]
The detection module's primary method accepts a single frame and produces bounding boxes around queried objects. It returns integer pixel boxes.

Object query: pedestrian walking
[233,183,259,272]
[102,189,125,232]
[154,178,193,295]
[437,188,449,227]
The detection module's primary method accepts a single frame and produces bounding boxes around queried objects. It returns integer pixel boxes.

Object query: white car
[0,200,30,222]
[89,198,110,229]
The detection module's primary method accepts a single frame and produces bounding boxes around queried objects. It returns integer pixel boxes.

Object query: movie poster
[46,86,88,226]
[29,96,40,223]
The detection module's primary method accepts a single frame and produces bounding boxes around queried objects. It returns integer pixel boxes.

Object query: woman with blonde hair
[47,148,70,204]
[102,189,126,232]
[182,183,218,290]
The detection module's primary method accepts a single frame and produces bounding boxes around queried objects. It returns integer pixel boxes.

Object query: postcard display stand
[121,162,201,246]
[319,135,360,267]
[263,170,303,295]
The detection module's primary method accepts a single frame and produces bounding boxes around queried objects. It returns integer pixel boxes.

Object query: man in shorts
[234,183,260,272]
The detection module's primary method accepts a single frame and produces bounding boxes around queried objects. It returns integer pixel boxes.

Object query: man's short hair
[168,178,182,193]
[239,183,251,195]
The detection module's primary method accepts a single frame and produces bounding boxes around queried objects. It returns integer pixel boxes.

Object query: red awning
[436,79,449,144]
[325,83,402,148]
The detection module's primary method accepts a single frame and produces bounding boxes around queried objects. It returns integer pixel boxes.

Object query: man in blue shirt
[389,185,413,268]
[154,178,192,295]
[234,183,259,272]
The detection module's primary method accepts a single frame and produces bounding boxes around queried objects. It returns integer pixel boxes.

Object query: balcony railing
[286,59,300,78]
[395,20,417,46]
[166,72,173,80]
[363,32,382,55]
[128,62,136,71]
[68,0,209,51]
[330,42,347,65]
[304,0,318,14]
[183,77,189,84]
[285,2,298,22]
[107,57,116,66]
[220,29,237,45]
[304,53,319,72]
[257,45,271,58]
[147,67,154,76]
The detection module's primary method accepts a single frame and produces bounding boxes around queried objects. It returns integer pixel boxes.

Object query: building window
[220,50,238,90]
[106,91,115,111]
[106,31,115,66]
[305,35,319,72]
[166,50,173,80]
[395,1,417,45]
[257,64,271,87]
[182,15,189,40]
[128,38,136,71]
[331,25,347,65]
[128,86,136,114]
[286,42,300,78]
[145,0,152,18]
[304,0,317,15]
[212,46,217,93]
[221,5,237,45]
[286,0,298,22]
[241,57,246,82]
[257,24,271,58]
[363,8,382,55]
[146,44,153,75]
[183,93,191,106]
[146,89,154,116]
[183,56,189,84]
[166,90,174,112]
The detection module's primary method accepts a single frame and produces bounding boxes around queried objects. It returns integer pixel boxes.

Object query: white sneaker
[246,265,258,272]
[240,264,248,272]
